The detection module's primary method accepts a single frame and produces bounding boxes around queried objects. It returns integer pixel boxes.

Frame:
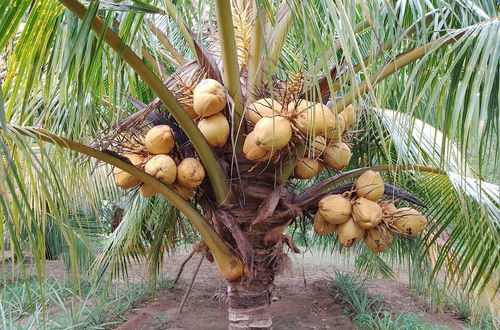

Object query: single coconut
[352,197,383,229]
[243,131,274,161]
[324,115,345,140]
[289,100,335,136]
[294,158,320,179]
[173,183,192,200]
[340,104,356,128]
[193,79,226,117]
[309,136,327,157]
[355,170,384,201]
[253,116,292,151]
[337,218,364,247]
[318,194,352,225]
[198,112,230,147]
[381,202,398,215]
[145,125,175,154]
[144,154,177,185]
[246,98,282,124]
[322,142,352,171]
[139,183,158,197]
[364,227,392,253]
[393,208,427,236]
[313,212,337,236]
[177,158,205,188]
[113,153,144,189]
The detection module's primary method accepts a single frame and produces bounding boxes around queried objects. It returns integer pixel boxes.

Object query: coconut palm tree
[0,0,498,328]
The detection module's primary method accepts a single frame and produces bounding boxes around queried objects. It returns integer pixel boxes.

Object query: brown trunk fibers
[200,158,301,329]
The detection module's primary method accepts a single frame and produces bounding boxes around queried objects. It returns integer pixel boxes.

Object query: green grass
[328,270,451,330]
[0,275,174,329]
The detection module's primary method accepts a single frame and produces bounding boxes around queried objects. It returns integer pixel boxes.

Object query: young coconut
[322,141,352,171]
[352,197,383,229]
[139,183,158,198]
[393,208,427,236]
[340,104,356,128]
[337,218,364,247]
[316,160,325,174]
[193,79,226,117]
[144,154,177,185]
[197,112,230,147]
[177,158,206,188]
[246,98,282,124]
[243,131,274,162]
[294,158,320,179]
[324,115,345,140]
[309,135,327,157]
[253,116,292,151]
[145,125,175,155]
[355,170,384,201]
[113,153,144,189]
[381,202,398,215]
[364,227,393,253]
[313,212,337,236]
[318,194,352,225]
[288,100,335,136]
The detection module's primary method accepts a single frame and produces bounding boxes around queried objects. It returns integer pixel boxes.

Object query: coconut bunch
[313,170,428,252]
[113,124,205,200]
[243,98,356,177]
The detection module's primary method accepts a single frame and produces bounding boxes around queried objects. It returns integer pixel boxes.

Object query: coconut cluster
[113,124,205,200]
[313,170,428,252]
[244,99,356,179]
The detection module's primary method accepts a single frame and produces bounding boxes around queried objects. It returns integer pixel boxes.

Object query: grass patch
[328,270,449,330]
[0,275,174,329]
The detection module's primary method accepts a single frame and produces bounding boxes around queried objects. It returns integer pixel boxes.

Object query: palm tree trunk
[227,269,273,329]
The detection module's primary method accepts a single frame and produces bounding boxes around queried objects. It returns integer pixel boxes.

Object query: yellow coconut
[322,142,352,171]
[364,227,393,253]
[309,135,327,157]
[313,212,337,236]
[337,218,364,247]
[145,125,175,155]
[340,104,356,128]
[381,202,398,215]
[246,98,282,124]
[193,79,226,117]
[243,131,274,161]
[354,170,384,201]
[318,194,352,225]
[294,158,320,179]
[324,115,345,140]
[392,208,428,236]
[139,183,158,197]
[352,197,383,229]
[113,153,144,189]
[197,113,230,147]
[288,100,335,136]
[177,158,206,188]
[144,154,177,185]
[322,141,351,170]
[253,116,292,151]
[173,183,192,200]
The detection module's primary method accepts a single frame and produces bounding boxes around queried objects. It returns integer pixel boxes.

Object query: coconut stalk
[246,2,265,104]
[215,0,244,150]
[58,0,232,205]
[7,125,244,281]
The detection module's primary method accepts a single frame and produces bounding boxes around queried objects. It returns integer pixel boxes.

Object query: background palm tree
[0,0,498,328]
